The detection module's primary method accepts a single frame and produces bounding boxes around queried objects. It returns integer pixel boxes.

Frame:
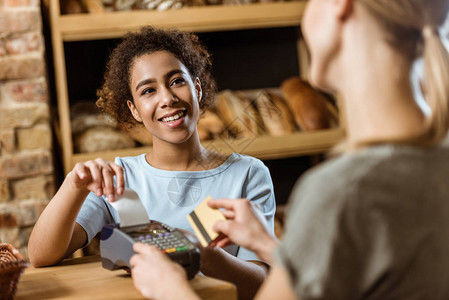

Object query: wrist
[199,246,221,275]
[58,174,90,206]
[64,172,90,195]
[253,233,278,265]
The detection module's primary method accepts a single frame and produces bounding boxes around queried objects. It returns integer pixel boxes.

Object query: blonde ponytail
[358,0,449,145]
[422,26,449,143]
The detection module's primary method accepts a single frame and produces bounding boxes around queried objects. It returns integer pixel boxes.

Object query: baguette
[253,90,296,136]
[216,90,263,138]
[281,77,332,131]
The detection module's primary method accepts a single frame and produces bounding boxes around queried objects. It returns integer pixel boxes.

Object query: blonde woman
[130,0,449,299]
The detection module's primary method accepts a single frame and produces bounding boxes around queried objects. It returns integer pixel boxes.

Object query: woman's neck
[337,11,427,146]
[147,131,227,171]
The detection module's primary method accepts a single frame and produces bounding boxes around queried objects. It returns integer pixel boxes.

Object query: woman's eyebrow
[165,69,185,79]
[135,78,156,92]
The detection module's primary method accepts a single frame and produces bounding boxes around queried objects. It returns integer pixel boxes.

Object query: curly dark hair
[97,26,217,128]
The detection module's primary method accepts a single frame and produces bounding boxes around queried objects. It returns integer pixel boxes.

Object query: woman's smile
[158,109,187,128]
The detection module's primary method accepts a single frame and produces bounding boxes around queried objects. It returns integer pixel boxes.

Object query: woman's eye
[141,88,155,95]
[171,78,186,86]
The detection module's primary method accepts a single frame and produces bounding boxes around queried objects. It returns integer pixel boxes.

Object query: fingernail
[108,194,114,201]
[117,187,123,194]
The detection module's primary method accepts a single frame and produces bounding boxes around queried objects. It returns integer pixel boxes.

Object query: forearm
[255,265,298,300]
[28,178,89,267]
[201,247,268,300]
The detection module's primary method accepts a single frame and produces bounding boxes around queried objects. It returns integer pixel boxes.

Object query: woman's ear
[334,0,353,20]
[195,77,203,102]
[127,100,143,122]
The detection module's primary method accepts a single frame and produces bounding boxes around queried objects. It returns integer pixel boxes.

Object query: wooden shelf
[53,2,307,41]
[71,129,345,167]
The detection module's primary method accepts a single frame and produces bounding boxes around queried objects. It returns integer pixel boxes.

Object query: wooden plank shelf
[54,2,307,41]
[71,128,345,168]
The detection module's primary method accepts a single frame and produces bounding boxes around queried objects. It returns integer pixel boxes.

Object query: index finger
[207,198,238,210]
[109,162,124,195]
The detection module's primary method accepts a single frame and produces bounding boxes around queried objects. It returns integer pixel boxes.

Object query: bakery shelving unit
[46,0,345,174]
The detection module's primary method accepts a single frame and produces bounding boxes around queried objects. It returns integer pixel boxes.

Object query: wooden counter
[15,256,237,299]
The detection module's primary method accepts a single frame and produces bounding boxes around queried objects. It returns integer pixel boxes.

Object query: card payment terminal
[99,189,201,279]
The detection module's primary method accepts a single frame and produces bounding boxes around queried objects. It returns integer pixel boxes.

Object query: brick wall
[0,0,54,257]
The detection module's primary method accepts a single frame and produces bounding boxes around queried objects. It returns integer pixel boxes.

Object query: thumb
[213,219,229,235]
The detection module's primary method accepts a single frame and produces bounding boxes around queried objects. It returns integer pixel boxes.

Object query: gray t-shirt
[276,144,449,299]
[77,153,276,261]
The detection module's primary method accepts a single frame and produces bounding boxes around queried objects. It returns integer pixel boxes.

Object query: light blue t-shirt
[76,153,276,261]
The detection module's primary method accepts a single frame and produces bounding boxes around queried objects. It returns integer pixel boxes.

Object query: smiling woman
[28,26,276,300]
[126,52,201,146]
[97,27,216,128]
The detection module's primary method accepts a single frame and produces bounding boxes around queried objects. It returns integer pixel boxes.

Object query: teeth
[161,111,185,122]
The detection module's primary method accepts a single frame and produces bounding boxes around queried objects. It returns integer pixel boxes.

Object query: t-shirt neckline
[138,152,239,178]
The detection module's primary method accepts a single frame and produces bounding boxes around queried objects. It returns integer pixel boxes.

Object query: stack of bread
[71,101,147,153]
[199,77,338,141]
[71,77,338,153]
[60,0,282,14]
[252,90,296,136]
[60,0,206,13]
[215,90,264,138]
[280,77,338,131]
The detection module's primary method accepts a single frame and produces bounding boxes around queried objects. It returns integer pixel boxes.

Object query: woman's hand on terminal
[130,243,199,300]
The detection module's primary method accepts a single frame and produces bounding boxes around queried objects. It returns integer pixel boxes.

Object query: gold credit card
[187,196,226,247]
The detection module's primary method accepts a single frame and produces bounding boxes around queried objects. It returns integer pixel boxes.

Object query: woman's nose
[159,86,177,107]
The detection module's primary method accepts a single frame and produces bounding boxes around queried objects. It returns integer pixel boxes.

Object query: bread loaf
[71,101,117,135]
[74,127,136,153]
[197,127,211,141]
[281,77,332,131]
[253,91,296,136]
[216,90,263,138]
[122,125,153,145]
[61,0,85,13]
[81,0,105,12]
[114,0,136,10]
[197,110,225,136]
